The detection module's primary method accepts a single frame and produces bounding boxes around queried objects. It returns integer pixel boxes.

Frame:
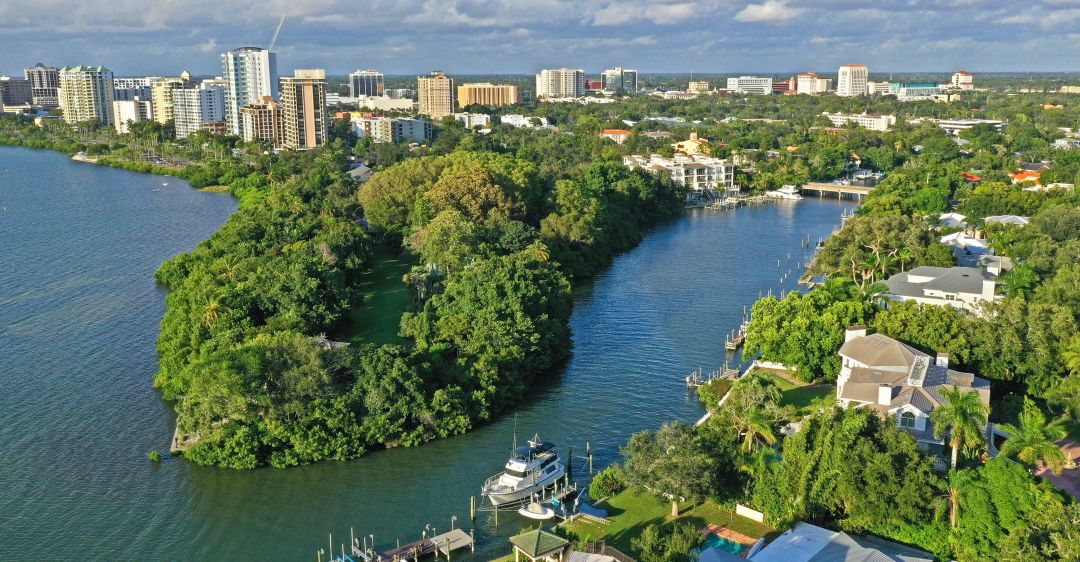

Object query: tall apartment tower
[240,96,284,145]
[222,47,278,135]
[172,81,227,138]
[417,71,455,120]
[836,64,868,97]
[348,70,384,97]
[279,69,328,150]
[24,63,61,109]
[111,98,154,134]
[601,67,638,94]
[456,83,519,108]
[58,66,115,125]
[535,68,585,99]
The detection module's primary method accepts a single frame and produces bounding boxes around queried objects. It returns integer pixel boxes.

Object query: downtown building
[456,82,519,108]
[111,97,154,134]
[113,76,159,101]
[222,47,278,135]
[279,69,328,150]
[348,70,385,97]
[535,68,585,99]
[150,73,194,124]
[24,63,60,109]
[726,75,773,95]
[172,81,226,138]
[350,116,431,143]
[58,66,115,125]
[240,96,284,145]
[796,72,831,95]
[601,67,638,94]
[417,71,455,120]
[836,64,869,97]
[951,71,974,91]
[0,76,33,107]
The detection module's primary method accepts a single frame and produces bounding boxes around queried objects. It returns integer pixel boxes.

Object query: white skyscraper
[348,70,385,97]
[535,68,585,99]
[836,64,869,97]
[172,81,227,138]
[222,47,278,135]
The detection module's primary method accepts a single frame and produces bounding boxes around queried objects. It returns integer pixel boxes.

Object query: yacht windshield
[505,468,527,478]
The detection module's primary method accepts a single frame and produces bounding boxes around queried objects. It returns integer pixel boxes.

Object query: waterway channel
[0,146,852,560]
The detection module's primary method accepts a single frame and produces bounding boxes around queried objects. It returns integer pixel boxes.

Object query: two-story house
[882,266,1000,313]
[837,327,991,446]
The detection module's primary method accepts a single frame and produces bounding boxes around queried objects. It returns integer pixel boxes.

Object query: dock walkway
[361,529,473,562]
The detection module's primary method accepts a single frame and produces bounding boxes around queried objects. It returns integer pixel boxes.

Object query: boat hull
[484,465,567,506]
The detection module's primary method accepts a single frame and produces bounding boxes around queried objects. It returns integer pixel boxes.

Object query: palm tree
[896,246,916,272]
[943,469,975,528]
[1000,263,1039,299]
[931,387,989,469]
[997,398,1068,475]
[737,447,779,495]
[859,282,890,306]
[740,407,779,452]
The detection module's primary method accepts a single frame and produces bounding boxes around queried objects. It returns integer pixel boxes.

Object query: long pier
[800,182,873,200]
[353,529,473,562]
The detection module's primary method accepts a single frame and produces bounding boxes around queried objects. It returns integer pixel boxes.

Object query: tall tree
[931,387,990,469]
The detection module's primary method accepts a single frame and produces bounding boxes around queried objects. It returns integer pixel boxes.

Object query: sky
[4,0,1080,77]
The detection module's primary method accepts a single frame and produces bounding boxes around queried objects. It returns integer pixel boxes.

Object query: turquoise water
[703,533,748,555]
[0,146,851,560]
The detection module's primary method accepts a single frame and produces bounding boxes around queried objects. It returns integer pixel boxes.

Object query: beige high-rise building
[58,66,115,125]
[951,71,974,91]
[836,64,868,97]
[151,72,192,124]
[240,96,284,145]
[279,69,328,150]
[456,83,518,108]
[535,68,585,99]
[417,72,455,119]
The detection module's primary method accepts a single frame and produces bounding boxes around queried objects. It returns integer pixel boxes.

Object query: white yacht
[765,185,804,200]
[481,436,566,506]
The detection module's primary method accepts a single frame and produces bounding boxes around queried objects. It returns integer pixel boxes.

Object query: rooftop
[883,266,993,298]
[510,529,569,559]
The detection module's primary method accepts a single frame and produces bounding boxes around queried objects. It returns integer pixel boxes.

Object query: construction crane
[268,13,286,52]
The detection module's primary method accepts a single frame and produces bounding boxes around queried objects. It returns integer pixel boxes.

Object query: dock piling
[470,496,475,521]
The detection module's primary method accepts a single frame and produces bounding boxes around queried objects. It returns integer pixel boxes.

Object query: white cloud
[196,38,219,53]
[734,1,801,23]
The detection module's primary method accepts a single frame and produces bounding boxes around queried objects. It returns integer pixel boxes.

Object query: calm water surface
[0,146,851,560]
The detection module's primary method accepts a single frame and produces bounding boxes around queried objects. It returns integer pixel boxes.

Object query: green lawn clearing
[759,372,835,416]
[561,490,773,554]
[336,243,417,345]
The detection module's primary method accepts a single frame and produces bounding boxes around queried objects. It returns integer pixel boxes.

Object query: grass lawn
[336,243,417,345]
[760,372,835,417]
[561,490,773,554]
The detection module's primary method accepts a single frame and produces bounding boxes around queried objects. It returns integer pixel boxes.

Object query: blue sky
[3,0,1080,77]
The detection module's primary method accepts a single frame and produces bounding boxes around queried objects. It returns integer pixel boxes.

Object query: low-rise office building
[822,112,896,131]
[726,76,772,95]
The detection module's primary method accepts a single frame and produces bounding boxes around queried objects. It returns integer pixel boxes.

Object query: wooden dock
[363,529,473,562]
[800,182,873,200]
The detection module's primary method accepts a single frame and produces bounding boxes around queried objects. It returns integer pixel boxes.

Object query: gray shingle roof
[839,334,921,368]
[883,266,991,298]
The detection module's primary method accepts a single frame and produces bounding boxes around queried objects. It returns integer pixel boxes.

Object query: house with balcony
[837,327,991,446]
[882,266,1000,313]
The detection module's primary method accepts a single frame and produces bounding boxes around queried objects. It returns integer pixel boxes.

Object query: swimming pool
[701,533,748,556]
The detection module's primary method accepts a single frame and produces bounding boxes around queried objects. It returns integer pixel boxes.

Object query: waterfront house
[836,327,991,447]
[750,521,934,562]
[882,266,1000,313]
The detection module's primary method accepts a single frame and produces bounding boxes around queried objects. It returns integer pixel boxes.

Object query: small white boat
[517,501,555,520]
[482,435,566,506]
[765,185,803,200]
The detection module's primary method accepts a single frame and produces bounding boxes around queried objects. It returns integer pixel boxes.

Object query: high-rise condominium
[601,67,638,94]
[836,64,868,97]
[456,83,519,108]
[240,96,284,145]
[24,63,60,109]
[172,81,227,138]
[280,69,328,150]
[417,71,455,120]
[111,98,154,134]
[348,70,384,97]
[151,72,193,124]
[222,47,278,135]
[535,68,585,99]
[58,66,115,125]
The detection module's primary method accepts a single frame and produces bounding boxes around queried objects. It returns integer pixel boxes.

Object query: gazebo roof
[510,529,569,559]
